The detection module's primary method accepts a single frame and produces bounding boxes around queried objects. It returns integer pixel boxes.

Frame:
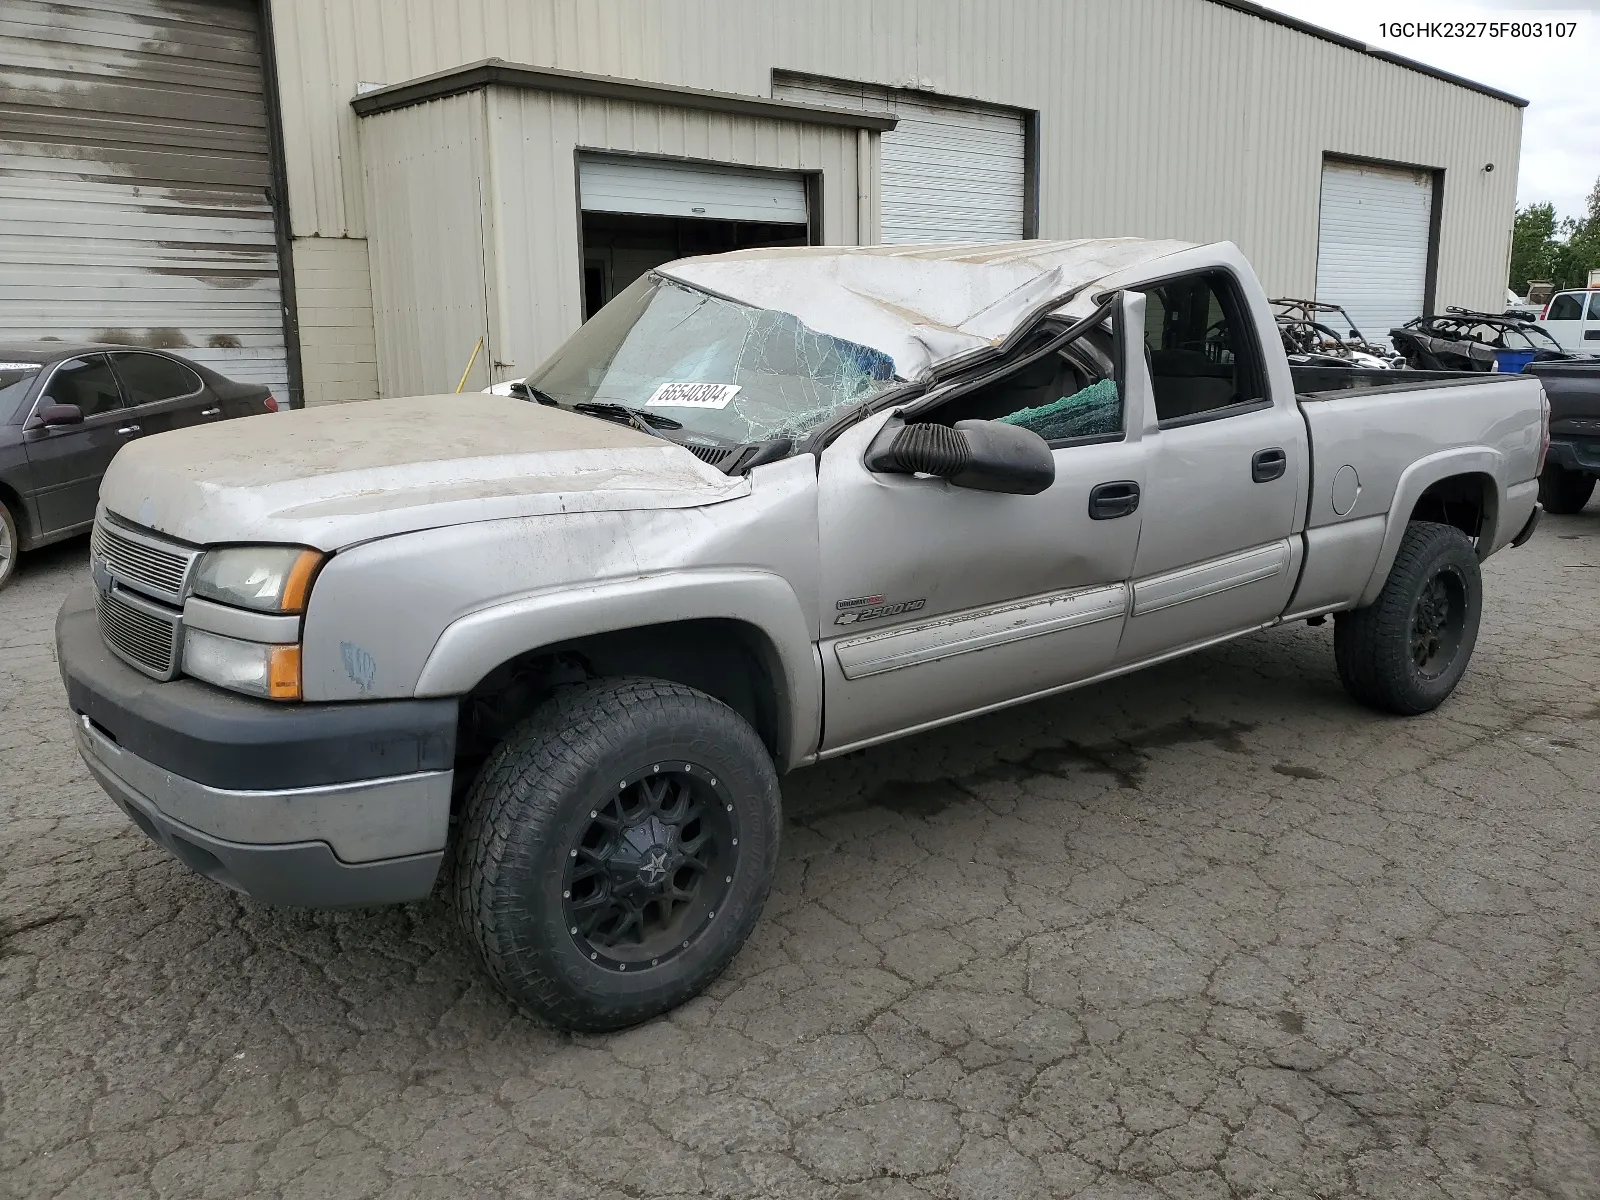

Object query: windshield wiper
[509,380,561,406]
[571,401,683,432]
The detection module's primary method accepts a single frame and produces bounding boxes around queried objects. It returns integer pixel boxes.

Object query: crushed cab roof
[659,238,1195,380]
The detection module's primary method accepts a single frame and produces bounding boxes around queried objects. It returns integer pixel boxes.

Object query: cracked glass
[530,273,902,445]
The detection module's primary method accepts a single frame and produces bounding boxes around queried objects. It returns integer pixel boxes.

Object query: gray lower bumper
[1547,439,1600,474]
[76,715,448,907]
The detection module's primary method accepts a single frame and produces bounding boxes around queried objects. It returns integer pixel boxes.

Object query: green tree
[1559,175,1600,286]
[1509,202,1557,295]
[1509,177,1600,295]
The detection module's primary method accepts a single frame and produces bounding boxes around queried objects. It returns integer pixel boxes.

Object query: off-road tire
[0,499,18,592]
[1334,521,1482,715]
[1538,464,1595,515]
[452,676,781,1032]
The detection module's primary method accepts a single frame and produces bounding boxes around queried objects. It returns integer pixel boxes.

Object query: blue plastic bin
[1494,349,1535,373]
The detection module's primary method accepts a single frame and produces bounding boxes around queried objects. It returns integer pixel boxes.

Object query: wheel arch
[0,477,34,551]
[417,570,821,771]
[1357,450,1507,608]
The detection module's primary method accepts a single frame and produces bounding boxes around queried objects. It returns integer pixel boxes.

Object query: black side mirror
[864,418,1054,495]
[25,403,83,431]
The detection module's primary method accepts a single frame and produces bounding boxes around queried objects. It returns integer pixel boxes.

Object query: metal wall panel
[270,0,1520,321]
[359,87,865,392]
[360,92,493,397]
[578,154,809,223]
[0,0,289,397]
[773,74,1025,244]
[1315,161,1435,340]
[479,88,866,385]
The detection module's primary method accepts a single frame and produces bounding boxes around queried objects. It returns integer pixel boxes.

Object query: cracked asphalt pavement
[3,512,1599,1200]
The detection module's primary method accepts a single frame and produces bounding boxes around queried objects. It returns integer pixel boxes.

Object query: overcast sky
[1261,0,1599,222]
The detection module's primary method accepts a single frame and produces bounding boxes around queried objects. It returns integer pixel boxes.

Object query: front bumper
[58,583,456,907]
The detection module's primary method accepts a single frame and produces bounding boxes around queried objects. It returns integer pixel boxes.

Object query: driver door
[816,302,1149,753]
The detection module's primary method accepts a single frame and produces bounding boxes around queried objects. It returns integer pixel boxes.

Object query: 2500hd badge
[835,595,926,625]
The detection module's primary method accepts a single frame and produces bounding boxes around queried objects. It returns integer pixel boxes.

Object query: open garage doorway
[578,154,813,318]
[581,213,809,317]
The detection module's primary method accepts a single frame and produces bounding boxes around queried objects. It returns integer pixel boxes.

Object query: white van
[1538,289,1600,353]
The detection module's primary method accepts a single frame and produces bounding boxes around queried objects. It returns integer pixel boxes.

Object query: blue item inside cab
[1494,349,1535,374]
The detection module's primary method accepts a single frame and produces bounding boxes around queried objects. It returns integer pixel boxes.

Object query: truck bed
[1283,368,1545,617]
[1296,370,1541,530]
[1290,364,1524,399]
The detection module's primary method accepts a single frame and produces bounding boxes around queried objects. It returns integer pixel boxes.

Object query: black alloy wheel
[563,762,738,972]
[1334,521,1482,715]
[1408,565,1467,679]
[453,676,781,1032]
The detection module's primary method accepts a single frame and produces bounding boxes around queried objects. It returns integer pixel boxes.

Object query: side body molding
[1131,541,1290,617]
[1356,447,1507,608]
[413,569,821,770]
[834,583,1126,680]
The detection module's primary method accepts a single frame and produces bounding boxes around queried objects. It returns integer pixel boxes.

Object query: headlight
[192,545,322,613]
[183,628,301,700]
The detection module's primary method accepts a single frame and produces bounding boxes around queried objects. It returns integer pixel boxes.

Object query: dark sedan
[0,344,278,589]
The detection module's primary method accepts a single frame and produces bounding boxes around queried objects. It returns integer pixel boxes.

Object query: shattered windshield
[529,273,902,445]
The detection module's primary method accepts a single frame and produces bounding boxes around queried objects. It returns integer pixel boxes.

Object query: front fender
[1356,447,1514,608]
[413,569,821,769]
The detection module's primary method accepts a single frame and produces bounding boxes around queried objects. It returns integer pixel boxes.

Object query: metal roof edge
[1206,1,1529,107]
[350,59,900,128]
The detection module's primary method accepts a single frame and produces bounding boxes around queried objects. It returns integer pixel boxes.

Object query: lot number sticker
[645,382,741,410]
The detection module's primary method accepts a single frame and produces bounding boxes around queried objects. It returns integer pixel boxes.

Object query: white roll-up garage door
[0,0,290,400]
[773,75,1026,244]
[578,154,808,224]
[1315,160,1435,342]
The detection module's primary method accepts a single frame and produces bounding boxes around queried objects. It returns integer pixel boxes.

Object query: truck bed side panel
[1292,375,1543,612]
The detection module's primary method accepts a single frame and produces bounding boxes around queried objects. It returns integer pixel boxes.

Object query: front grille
[96,586,180,679]
[93,520,193,597]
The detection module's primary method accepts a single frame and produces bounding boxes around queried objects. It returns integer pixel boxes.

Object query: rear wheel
[1538,464,1595,515]
[1334,521,1482,715]
[453,677,781,1032]
[0,500,18,592]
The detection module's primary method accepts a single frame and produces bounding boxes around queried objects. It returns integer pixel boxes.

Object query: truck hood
[99,394,750,549]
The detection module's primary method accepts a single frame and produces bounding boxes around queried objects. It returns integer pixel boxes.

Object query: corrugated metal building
[1,0,295,399]
[5,0,1525,406]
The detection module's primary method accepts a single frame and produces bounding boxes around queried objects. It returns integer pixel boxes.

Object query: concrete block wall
[291,237,379,406]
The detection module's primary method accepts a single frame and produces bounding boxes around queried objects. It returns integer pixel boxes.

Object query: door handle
[200,406,221,417]
[1088,480,1140,520]
[1252,447,1287,483]
[116,423,141,436]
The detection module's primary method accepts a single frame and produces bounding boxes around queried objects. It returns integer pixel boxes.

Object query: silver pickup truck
[57,239,1547,1031]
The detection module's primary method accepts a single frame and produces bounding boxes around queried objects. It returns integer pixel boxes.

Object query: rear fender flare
[1357,447,1503,608]
[413,569,820,769]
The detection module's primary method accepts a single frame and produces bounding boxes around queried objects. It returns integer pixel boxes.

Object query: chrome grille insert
[92,518,199,602]
[96,585,180,679]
